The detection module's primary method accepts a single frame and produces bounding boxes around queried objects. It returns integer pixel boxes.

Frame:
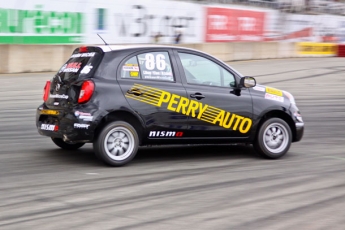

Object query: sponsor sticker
[62,62,82,73]
[70,52,95,58]
[50,94,69,99]
[126,84,253,134]
[130,71,139,77]
[149,131,183,137]
[81,64,93,74]
[123,65,139,71]
[266,87,283,96]
[41,124,58,131]
[253,86,265,92]
[142,70,173,81]
[74,123,90,129]
[265,93,284,102]
[80,116,93,121]
[74,111,93,121]
[40,110,59,115]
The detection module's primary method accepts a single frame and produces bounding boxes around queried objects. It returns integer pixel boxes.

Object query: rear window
[56,47,103,82]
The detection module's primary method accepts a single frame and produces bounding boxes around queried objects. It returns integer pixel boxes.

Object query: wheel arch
[94,110,145,145]
[255,110,296,142]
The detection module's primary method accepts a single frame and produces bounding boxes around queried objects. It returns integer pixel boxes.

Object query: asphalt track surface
[0,58,344,230]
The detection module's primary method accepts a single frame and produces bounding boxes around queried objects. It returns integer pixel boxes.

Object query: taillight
[78,80,94,104]
[43,81,51,102]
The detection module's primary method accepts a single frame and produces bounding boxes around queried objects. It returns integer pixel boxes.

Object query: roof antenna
[97,33,112,51]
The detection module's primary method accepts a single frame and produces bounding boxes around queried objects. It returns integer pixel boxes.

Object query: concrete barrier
[0,42,335,74]
[0,45,78,74]
[9,45,62,73]
[194,43,234,62]
[254,42,279,59]
[278,42,296,58]
[0,45,9,73]
[232,42,254,61]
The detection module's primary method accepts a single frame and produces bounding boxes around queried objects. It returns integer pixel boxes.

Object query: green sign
[0,7,84,44]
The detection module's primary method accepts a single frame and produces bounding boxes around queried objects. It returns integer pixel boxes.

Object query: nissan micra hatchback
[36,45,304,166]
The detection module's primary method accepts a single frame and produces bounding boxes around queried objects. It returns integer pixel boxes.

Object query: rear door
[174,50,253,139]
[46,46,103,109]
[117,49,189,140]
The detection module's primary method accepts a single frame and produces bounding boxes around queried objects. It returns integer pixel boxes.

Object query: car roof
[94,44,198,53]
[91,44,244,78]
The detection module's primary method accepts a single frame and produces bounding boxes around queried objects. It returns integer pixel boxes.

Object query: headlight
[294,111,303,122]
[283,91,296,105]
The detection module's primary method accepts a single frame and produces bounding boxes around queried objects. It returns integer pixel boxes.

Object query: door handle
[127,89,142,96]
[190,92,205,100]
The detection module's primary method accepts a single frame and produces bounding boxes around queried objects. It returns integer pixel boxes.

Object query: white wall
[1,0,345,44]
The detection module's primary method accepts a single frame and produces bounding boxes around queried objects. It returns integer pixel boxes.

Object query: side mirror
[239,76,256,88]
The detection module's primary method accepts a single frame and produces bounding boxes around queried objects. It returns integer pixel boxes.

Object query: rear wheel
[254,118,292,159]
[51,137,85,150]
[93,121,139,166]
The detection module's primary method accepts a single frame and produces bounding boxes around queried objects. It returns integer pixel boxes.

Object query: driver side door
[174,50,254,139]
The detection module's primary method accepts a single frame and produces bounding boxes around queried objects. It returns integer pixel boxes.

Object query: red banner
[205,7,265,42]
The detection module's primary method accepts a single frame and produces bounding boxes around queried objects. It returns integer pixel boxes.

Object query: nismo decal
[126,84,252,134]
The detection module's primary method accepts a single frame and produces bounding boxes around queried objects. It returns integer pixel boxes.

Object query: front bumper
[294,122,304,142]
[290,103,304,142]
[36,104,97,142]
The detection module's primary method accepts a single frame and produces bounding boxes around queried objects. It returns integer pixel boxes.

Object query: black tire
[51,137,85,150]
[254,118,292,159]
[93,121,139,166]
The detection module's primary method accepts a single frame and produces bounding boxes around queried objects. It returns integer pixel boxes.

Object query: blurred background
[0,0,344,45]
[1,0,344,73]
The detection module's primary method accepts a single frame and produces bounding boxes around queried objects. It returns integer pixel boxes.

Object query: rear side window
[56,48,103,82]
[121,51,174,82]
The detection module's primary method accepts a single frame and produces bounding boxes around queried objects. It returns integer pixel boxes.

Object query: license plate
[40,110,59,115]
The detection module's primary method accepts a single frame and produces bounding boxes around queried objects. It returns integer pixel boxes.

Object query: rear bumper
[36,104,97,142]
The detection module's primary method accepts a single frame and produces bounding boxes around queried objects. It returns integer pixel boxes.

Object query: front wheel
[254,118,292,159]
[93,121,139,166]
[51,137,85,150]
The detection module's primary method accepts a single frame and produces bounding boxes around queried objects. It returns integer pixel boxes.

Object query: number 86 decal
[145,53,166,71]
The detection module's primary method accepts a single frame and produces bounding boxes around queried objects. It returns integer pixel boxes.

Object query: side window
[121,56,141,79]
[178,53,235,87]
[223,69,236,88]
[137,52,174,82]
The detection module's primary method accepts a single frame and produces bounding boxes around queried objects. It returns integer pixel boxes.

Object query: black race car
[36,45,304,166]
